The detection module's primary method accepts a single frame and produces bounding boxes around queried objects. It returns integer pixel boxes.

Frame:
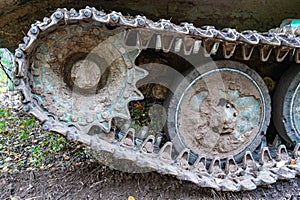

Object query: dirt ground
[0,161,300,200]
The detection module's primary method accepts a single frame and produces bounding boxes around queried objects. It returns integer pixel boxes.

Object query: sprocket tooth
[158,142,173,161]
[120,128,135,147]
[140,135,155,154]
[175,148,191,170]
[192,40,202,54]
[222,42,236,59]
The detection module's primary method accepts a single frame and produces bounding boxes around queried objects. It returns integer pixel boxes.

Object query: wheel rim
[291,83,300,134]
[168,60,270,161]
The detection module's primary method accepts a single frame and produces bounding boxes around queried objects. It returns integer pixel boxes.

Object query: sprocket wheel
[16,9,148,136]
[167,60,271,162]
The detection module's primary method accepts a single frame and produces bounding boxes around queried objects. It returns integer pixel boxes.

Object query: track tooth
[120,128,135,147]
[260,147,276,167]
[124,30,139,47]
[266,145,297,180]
[224,156,253,191]
[225,156,239,174]
[293,143,300,159]
[222,42,236,59]
[162,34,175,53]
[243,151,259,170]
[209,158,240,191]
[138,30,154,49]
[192,157,220,190]
[183,37,195,55]
[288,143,300,175]
[276,144,291,162]
[275,47,290,62]
[203,39,219,57]
[193,40,202,54]
[158,142,173,161]
[175,148,191,170]
[295,49,300,64]
[192,156,207,174]
[140,135,155,154]
[174,38,183,52]
[155,34,162,50]
[259,45,274,62]
[208,158,223,175]
[241,44,255,60]
[256,148,278,185]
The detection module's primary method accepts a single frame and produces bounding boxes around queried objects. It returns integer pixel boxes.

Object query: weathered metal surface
[4,7,300,192]
[1,0,300,49]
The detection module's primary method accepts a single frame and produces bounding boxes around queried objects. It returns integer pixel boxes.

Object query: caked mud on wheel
[167,60,271,163]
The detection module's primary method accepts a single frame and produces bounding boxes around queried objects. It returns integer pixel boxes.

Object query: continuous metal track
[7,7,300,191]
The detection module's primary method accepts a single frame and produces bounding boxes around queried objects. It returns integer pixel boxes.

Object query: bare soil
[1,161,300,200]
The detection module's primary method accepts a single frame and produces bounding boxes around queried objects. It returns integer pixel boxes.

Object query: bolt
[111,15,119,22]
[70,8,77,16]
[102,112,109,119]
[42,123,49,130]
[43,17,50,23]
[164,23,170,29]
[30,27,38,35]
[54,11,63,19]
[14,79,20,86]
[137,19,145,26]
[83,9,92,17]
[23,36,30,45]
[15,50,23,58]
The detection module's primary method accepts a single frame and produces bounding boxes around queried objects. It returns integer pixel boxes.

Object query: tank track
[8,7,300,191]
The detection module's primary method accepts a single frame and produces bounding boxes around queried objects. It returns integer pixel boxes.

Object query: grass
[0,106,91,173]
